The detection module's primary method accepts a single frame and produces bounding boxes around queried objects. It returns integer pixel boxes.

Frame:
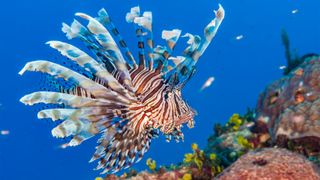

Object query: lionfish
[19,4,224,174]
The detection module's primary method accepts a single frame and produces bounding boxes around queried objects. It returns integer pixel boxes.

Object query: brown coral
[217,148,320,180]
[256,56,320,153]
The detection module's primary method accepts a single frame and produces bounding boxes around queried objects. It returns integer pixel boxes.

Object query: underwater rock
[217,148,320,180]
[205,113,257,168]
[104,170,182,180]
[256,56,320,151]
[205,128,253,167]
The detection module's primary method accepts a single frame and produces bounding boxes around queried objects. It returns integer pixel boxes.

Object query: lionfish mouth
[176,108,197,127]
[177,114,195,126]
[19,4,224,174]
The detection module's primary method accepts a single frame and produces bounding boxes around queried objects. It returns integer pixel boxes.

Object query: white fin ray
[182,33,202,56]
[19,60,130,103]
[168,56,186,66]
[133,11,152,31]
[192,4,225,61]
[75,13,124,60]
[38,108,80,121]
[97,8,138,67]
[126,6,140,23]
[46,41,135,100]
[38,107,126,123]
[75,12,135,92]
[38,108,129,147]
[52,118,93,138]
[20,91,123,107]
[162,29,182,50]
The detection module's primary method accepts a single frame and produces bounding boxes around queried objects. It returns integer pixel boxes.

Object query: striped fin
[62,20,115,71]
[161,32,199,78]
[161,29,182,50]
[168,56,185,66]
[133,11,152,32]
[139,11,154,70]
[38,108,81,121]
[126,6,140,23]
[19,60,130,103]
[165,32,200,84]
[182,33,202,57]
[171,5,225,87]
[134,11,153,68]
[126,6,153,69]
[52,118,94,138]
[38,106,130,146]
[20,91,124,107]
[75,12,135,92]
[192,4,225,61]
[46,41,135,100]
[75,12,125,62]
[61,21,81,40]
[136,26,146,68]
[127,8,154,69]
[146,24,154,70]
[92,128,154,174]
[97,8,137,67]
[152,45,172,74]
[150,29,182,75]
[38,107,128,123]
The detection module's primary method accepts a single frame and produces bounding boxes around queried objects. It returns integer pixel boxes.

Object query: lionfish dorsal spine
[97,8,138,67]
[127,7,156,70]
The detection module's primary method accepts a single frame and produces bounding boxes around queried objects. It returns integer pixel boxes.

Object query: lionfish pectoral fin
[74,12,135,93]
[45,40,134,100]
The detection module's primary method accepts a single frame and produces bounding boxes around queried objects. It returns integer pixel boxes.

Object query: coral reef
[256,56,320,158]
[204,112,257,169]
[217,148,320,180]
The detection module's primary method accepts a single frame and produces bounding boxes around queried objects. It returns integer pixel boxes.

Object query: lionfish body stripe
[20,4,225,174]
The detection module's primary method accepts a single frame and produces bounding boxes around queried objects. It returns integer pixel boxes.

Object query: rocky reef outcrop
[256,56,320,156]
[217,148,320,180]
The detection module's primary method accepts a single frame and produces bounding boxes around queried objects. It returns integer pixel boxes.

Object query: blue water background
[0,0,319,179]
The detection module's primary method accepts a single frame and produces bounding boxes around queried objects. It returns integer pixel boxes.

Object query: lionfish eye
[164,93,169,100]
